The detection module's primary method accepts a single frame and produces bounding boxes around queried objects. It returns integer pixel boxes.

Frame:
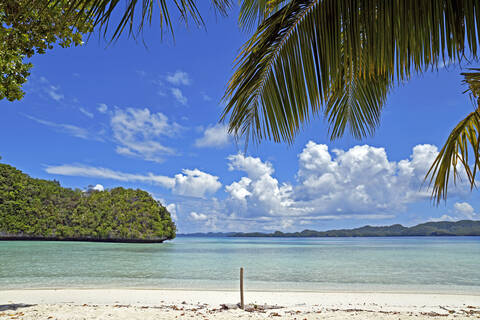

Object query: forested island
[178,220,480,237]
[0,160,176,242]
[230,220,480,237]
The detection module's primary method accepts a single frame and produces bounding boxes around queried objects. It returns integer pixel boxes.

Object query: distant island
[179,220,480,237]
[0,160,176,242]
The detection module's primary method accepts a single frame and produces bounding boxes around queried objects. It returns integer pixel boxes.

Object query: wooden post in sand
[240,267,245,309]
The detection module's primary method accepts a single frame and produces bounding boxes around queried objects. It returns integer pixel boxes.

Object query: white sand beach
[1,289,479,319]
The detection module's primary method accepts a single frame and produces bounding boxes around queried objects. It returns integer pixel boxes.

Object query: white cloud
[224,142,473,224]
[195,124,231,148]
[166,203,178,221]
[45,164,175,188]
[98,103,108,113]
[39,77,64,101]
[454,202,476,218]
[433,202,479,221]
[24,114,101,141]
[79,107,94,118]
[166,71,191,86]
[110,107,181,162]
[171,88,188,105]
[45,165,220,198]
[190,211,208,221]
[226,154,295,217]
[92,184,104,191]
[172,169,222,198]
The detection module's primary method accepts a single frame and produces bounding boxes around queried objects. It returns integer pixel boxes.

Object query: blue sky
[1,5,479,233]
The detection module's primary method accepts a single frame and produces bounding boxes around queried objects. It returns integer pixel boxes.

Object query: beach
[1,289,480,319]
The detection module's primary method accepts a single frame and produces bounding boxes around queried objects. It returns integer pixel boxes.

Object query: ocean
[1,237,479,293]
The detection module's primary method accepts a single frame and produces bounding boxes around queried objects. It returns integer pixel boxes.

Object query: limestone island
[0,161,176,243]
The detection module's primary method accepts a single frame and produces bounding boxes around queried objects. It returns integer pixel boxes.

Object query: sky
[1,4,479,233]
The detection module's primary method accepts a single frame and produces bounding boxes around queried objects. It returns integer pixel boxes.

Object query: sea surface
[1,237,480,293]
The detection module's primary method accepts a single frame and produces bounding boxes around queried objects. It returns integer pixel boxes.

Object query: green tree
[0,160,176,241]
[22,1,480,203]
[0,0,93,101]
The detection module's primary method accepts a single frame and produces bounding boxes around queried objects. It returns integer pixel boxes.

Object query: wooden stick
[240,267,244,310]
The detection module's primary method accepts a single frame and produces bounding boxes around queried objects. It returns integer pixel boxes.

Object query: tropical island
[178,220,480,237]
[0,160,176,242]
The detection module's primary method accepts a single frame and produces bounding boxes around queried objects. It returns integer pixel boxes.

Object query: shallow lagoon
[1,236,479,293]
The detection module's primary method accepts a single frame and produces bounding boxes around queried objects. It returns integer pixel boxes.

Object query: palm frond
[426,108,480,204]
[427,69,480,204]
[325,70,391,140]
[32,0,233,40]
[462,68,480,98]
[223,0,480,145]
[238,0,290,30]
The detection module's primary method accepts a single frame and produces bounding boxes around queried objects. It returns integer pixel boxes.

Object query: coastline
[0,236,169,243]
[1,289,479,319]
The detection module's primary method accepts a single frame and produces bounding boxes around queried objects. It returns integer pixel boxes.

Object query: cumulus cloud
[226,154,295,217]
[166,71,191,86]
[171,88,188,105]
[110,107,181,162]
[93,184,104,191]
[195,124,231,148]
[45,165,220,198]
[431,202,479,221]
[86,184,104,192]
[224,142,472,224]
[172,169,222,198]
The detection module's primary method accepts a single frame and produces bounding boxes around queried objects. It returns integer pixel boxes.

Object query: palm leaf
[223,0,480,144]
[31,0,233,40]
[239,0,290,30]
[426,108,480,204]
[427,69,480,204]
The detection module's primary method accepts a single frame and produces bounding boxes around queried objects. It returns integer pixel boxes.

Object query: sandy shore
[1,289,479,319]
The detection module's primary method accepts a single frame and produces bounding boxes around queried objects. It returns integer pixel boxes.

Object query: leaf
[223,0,480,145]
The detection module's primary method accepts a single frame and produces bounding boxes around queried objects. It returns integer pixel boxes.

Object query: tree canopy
[0,160,176,241]
[0,0,92,101]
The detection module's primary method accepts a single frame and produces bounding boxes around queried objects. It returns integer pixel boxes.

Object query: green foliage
[222,0,480,144]
[231,220,480,237]
[0,0,93,101]
[0,161,176,241]
[41,0,233,41]
[426,70,480,203]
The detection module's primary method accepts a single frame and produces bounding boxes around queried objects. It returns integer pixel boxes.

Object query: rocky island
[0,161,176,243]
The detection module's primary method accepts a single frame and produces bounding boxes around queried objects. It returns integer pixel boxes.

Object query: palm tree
[37,0,233,40]
[38,0,480,203]
[221,0,480,204]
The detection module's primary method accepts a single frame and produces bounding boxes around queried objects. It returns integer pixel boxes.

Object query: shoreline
[3,287,480,295]
[1,289,480,319]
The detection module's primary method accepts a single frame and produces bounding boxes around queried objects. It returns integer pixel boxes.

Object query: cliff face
[0,162,176,242]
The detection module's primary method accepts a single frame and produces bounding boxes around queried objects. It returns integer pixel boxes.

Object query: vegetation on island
[229,220,480,237]
[0,159,176,242]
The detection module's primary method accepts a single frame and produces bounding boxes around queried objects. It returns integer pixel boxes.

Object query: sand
[1,289,479,319]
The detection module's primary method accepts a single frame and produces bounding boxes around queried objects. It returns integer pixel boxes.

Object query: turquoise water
[1,237,480,293]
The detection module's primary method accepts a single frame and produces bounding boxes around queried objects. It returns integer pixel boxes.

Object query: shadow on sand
[0,303,36,311]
